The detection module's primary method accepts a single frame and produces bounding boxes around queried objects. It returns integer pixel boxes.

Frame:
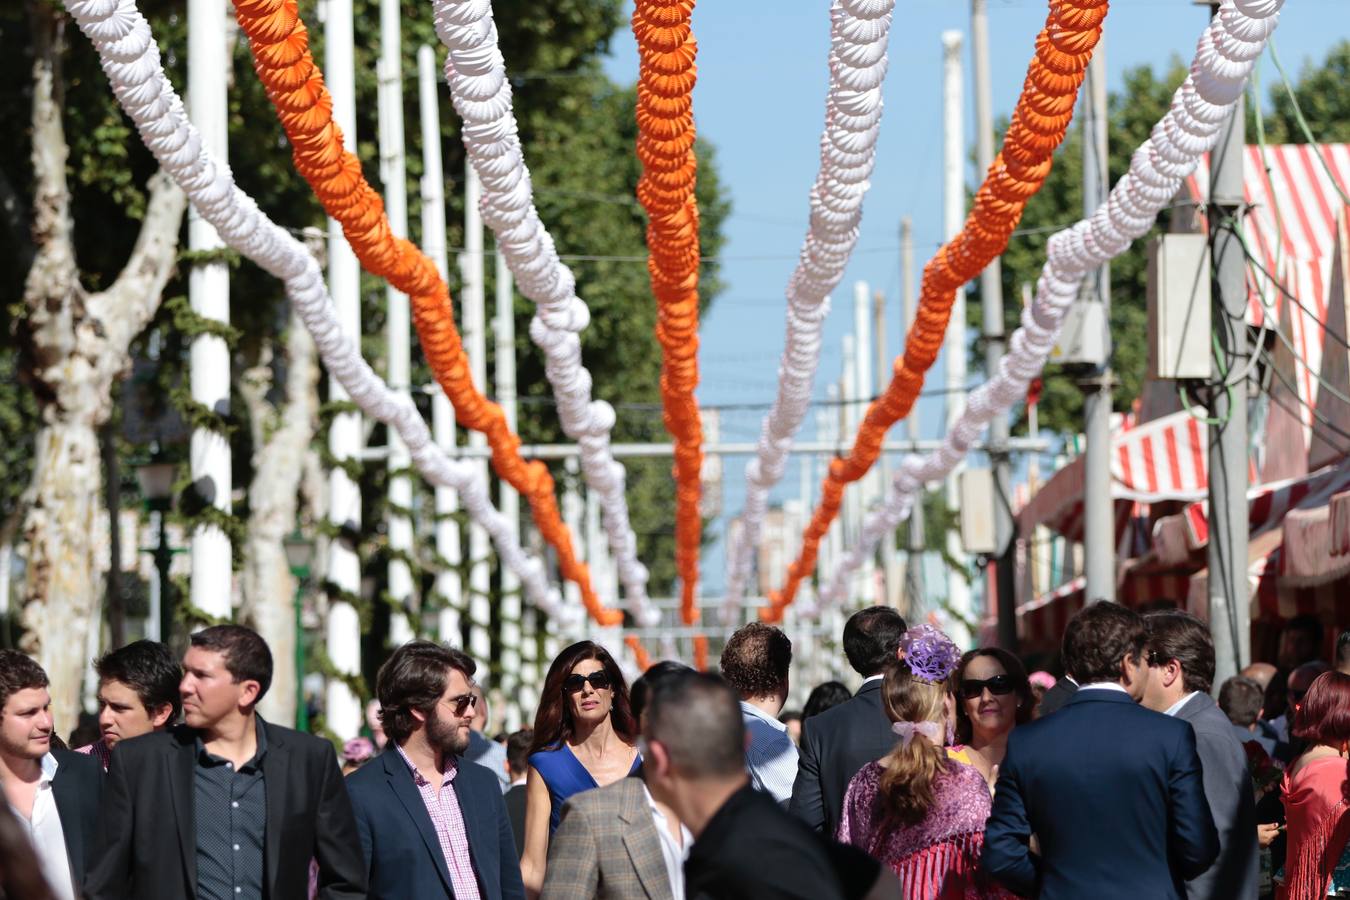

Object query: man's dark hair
[842,607,908,677]
[1218,676,1265,728]
[94,640,182,722]
[1062,601,1147,685]
[630,660,690,723]
[0,651,48,714]
[646,671,744,779]
[1337,631,1350,669]
[190,625,274,705]
[506,728,533,777]
[1144,610,1216,694]
[719,623,792,699]
[377,641,476,744]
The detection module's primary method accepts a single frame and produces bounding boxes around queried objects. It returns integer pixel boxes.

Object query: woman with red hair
[1279,670,1350,899]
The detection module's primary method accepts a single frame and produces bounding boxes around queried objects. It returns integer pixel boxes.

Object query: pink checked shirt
[395,744,482,900]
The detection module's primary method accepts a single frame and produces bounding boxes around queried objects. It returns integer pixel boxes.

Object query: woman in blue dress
[519,640,641,896]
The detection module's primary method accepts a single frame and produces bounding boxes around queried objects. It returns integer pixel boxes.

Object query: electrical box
[959,468,998,555]
[1148,234,1212,380]
[1050,301,1108,366]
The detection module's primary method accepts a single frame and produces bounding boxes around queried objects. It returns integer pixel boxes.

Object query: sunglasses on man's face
[445,693,478,716]
[959,675,1015,700]
[563,672,612,694]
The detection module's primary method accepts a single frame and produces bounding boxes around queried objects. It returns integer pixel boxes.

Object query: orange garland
[765,0,1110,621]
[231,0,622,627]
[631,0,705,631]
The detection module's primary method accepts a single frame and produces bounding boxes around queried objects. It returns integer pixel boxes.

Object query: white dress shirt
[740,701,800,804]
[1163,691,1200,718]
[1077,681,1129,695]
[7,753,75,900]
[642,783,691,898]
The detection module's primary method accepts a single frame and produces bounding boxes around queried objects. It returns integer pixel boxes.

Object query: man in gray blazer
[1143,611,1259,900]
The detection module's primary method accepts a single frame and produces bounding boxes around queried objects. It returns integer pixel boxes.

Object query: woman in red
[1279,670,1350,899]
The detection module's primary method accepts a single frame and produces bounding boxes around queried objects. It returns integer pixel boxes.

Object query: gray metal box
[1148,234,1212,380]
[959,468,998,555]
[1050,301,1108,366]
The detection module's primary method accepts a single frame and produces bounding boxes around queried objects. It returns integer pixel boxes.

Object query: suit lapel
[619,779,673,900]
[383,749,456,895]
[167,732,198,897]
[49,754,83,880]
[259,721,288,896]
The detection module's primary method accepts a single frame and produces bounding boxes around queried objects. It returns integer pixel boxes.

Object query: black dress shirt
[685,784,879,900]
[194,727,268,900]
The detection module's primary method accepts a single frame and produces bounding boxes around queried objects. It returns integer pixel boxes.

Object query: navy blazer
[983,688,1219,900]
[790,679,895,835]
[51,747,103,891]
[347,745,525,900]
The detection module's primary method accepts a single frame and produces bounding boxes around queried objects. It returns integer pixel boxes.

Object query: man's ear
[150,703,175,730]
[648,739,673,778]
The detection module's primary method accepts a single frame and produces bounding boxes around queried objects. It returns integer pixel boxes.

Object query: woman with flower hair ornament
[837,626,1016,899]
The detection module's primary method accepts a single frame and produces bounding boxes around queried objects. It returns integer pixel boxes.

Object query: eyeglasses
[1290,688,1309,706]
[445,693,478,716]
[1147,651,1173,668]
[959,675,1015,700]
[563,672,612,694]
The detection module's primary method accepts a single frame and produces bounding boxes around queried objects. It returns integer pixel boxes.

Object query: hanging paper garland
[230,0,622,627]
[631,0,705,629]
[57,0,592,633]
[766,0,1111,621]
[428,0,657,628]
[722,0,897,620]
[813,0,1284,613]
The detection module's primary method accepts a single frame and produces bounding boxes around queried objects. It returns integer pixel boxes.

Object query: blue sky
[596,1,1346,598]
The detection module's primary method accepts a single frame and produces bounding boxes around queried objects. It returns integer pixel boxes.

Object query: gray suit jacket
[1177,692,1259,900]
[541,776,675,900]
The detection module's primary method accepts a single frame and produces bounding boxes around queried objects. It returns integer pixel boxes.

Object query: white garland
[428,2,658,627]
[63,0,587,630]
[814,0,1284,614]
[722,0,896,619]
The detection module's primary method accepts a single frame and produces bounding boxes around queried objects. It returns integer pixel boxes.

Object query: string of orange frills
[631,0,708,671]
[764,0,1111,622]
[230,0,633,634]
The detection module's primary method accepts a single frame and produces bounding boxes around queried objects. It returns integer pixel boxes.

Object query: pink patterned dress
[837,759,1014,900]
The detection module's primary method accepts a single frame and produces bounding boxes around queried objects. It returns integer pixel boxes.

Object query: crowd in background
[0,604,1348,899]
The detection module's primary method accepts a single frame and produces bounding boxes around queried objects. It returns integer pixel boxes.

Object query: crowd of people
[0,603,1348,899]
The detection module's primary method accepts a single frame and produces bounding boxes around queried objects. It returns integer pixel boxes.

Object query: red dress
[1279,755,1350,900]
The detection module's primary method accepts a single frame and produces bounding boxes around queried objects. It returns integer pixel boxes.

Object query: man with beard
[0,650,103,900]
[347,640,524,900]
[85,625,365,899]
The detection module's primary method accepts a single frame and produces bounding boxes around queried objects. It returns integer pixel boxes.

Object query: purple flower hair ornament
[899,624,962,683]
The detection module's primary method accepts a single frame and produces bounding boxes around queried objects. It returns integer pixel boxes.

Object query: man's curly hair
[720,623,792,699]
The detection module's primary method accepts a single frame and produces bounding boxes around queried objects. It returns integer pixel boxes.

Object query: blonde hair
[876,660,950,826]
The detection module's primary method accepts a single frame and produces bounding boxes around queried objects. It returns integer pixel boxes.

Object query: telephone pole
[901,217,925,614]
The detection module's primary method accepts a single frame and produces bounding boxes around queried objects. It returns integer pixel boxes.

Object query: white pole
[874,289,900,607]
[187,0,232,623]
[324,0,363,739]
[380,0,415,645]
[901,217,925,616]
[941,30,972,647]
[852,281,877,604]
[560,458,584,654]
[495,252,522,724]
[418,46,463,648]
[460,165,492,665]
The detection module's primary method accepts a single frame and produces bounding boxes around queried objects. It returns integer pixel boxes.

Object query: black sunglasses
[959,675,1015,700]
[563,672,612,694]
[445,693,479,716]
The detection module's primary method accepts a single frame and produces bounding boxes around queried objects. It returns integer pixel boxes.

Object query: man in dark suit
[503,728,532,860]
[1034,673,1077,716]
[1143,611,1259,900]
[983,602,1218,899]
[0,650,103,899]
[85,625,365,900]
[790,606,906,835]
[346,640,524,900]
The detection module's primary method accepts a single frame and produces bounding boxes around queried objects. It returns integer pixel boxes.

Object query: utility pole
[417,46,463,648]
[380,0,415,645]
[187,0,232,624]
[941,30,972,646]
[459,165,491,665]
[875,289,900,607]
[495,253,522,722]
[852,282,877,603]
[1081,43,1116,605]
[901,217,925,615]
[1206,2,1250,684]
[971,0,1016,649]
[323,0,363,738]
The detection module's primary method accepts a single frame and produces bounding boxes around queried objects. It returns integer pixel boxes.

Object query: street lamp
[283,530,315,732]
[135,458,177,644]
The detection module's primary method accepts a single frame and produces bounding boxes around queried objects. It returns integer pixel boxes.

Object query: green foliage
[1260,40,1350,145]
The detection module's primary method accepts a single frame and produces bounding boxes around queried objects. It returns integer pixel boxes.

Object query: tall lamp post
[283,531,315,732]
[135,458,177,643]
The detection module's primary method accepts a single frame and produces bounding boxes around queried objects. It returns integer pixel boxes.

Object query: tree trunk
[17,0,186,735]
[241,312,318,727]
